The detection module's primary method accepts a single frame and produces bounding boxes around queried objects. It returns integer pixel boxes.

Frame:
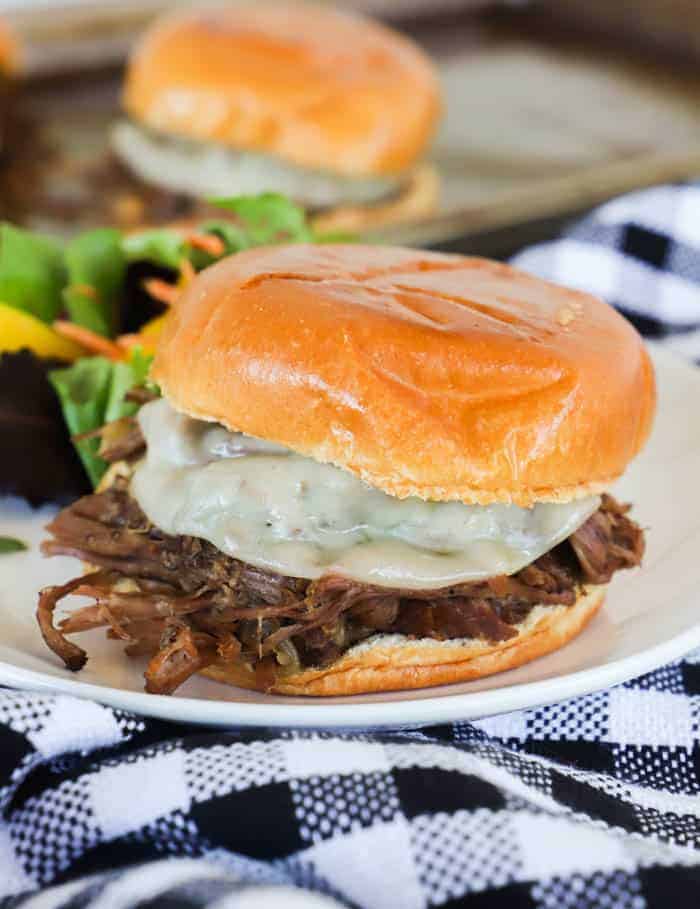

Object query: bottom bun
[310,163,440,236]
[202,586,605,697]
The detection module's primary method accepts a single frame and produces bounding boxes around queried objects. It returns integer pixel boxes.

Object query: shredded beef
[97,418,147,464]
[144,624,219,696]
[37,484,644,694]
[76,415,146,466]
[569,497,645,584]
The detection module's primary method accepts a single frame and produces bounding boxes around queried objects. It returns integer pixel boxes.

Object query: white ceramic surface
[0,345,698,729]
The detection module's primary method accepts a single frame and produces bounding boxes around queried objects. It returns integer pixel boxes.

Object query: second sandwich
[112,2,442,233]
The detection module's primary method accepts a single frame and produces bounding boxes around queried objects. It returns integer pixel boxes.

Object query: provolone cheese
[132,399,600,589]
[111,121,402,208]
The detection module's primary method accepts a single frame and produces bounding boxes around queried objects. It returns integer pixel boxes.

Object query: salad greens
[0,225,65,323]
[2,193,338,499]
[49,349,154,488]
[0,536,27,554]
[210,192,314,247]
[105,347,155,423]
[63,228,126,337]
[122,193,316,271]
[121,228,189,271]
[0,193,323,334]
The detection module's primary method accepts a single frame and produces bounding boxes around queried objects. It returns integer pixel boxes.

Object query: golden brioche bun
[123,1,441,178]
[202,586,605,696]
[152,244,655,507]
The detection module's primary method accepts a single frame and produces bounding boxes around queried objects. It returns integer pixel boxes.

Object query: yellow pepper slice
[115,313,169,356]
[0,302,84,360]
[138,313,168,347]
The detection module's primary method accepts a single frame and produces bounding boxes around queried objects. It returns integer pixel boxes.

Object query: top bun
[122,2,441,178]
[151,244,656,507]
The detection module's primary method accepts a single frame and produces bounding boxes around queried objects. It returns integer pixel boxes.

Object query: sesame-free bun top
[123,1,441,178]
[151,244,656,507]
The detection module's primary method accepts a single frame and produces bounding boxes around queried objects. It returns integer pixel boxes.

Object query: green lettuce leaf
[122,228,187,270]
[48,357,113,487]
[104,347,155,423]
[49,349,155,488]
[120,194,317,272]
[195,220,250,257]
[121,226,217,271]
[209,193,313,246]
[63,228,126,337]
[0,224,65,323]
[0,537,27,554]
[0,195,323,331]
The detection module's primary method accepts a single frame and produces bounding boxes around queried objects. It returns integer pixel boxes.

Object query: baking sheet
[3,6,700,251]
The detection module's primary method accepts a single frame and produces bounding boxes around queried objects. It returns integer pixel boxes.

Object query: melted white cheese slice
[111,121,402,208]
[131,399,600,590]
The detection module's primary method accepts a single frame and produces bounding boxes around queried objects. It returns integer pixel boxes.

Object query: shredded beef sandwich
[38,244,656,696]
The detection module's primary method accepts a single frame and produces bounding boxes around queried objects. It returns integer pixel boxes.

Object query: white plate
[0,345,698,729]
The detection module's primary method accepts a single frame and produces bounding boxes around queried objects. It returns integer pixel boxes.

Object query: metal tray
[4,5,700,256]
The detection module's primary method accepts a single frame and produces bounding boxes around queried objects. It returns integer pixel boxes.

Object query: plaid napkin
[2,184,700,908]
[511,183,700,359]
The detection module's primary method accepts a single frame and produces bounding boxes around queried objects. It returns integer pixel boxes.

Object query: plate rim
[0,619,698,729]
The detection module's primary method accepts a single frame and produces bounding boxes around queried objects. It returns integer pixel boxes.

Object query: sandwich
[111,2,442,235]
[38,244,655,696]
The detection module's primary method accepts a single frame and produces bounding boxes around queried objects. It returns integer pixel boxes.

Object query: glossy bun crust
[152,244,656,506]
[202,587,605,696]
[123,1,440,177]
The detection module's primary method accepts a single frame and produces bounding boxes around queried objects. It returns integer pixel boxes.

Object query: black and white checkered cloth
[511,183,700,361]
[2,184,700,908]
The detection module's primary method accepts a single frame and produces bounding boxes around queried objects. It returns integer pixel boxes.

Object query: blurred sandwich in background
[109,1,442,233]
[4,0,700,249]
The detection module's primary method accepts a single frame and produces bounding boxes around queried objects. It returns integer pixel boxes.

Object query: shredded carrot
[115,333,142,351]
[143,278,179,306]
[70,283,100,302]
[186,232,225,257]
[53,321,126,361]
[72,425,105,442]
[179,257,196,287]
